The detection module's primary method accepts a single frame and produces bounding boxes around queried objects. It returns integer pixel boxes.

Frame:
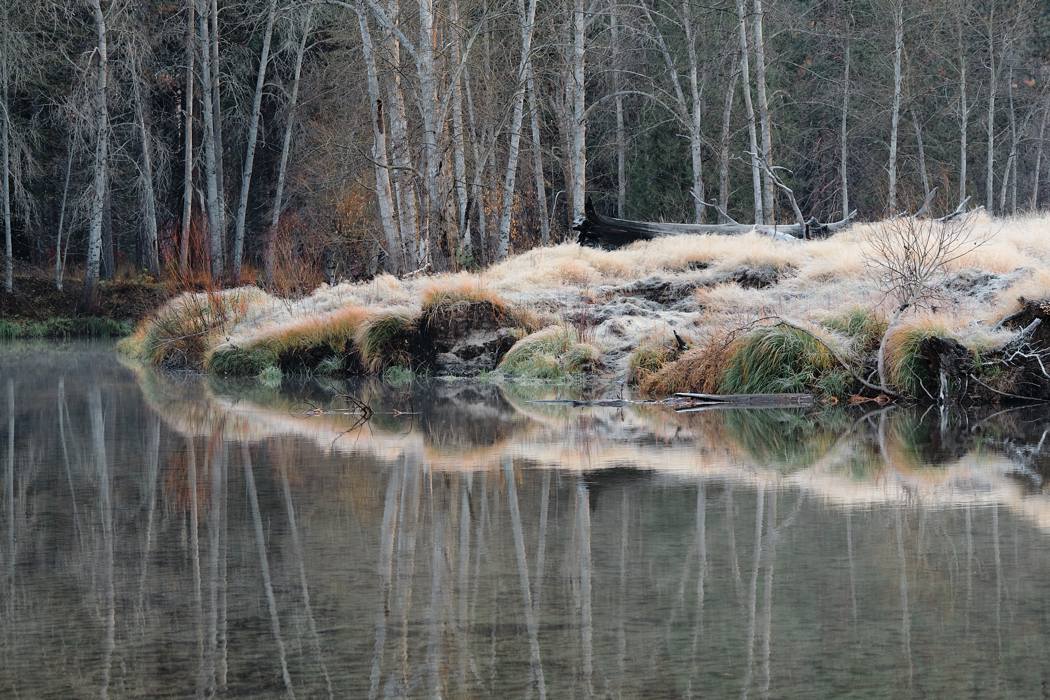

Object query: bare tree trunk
[83,0,110,307]
[131,65,160,276]
[382,0,419,269]
[55,134,73,290]
[197,0,224,278]
[180,0,195,273]
[735,0,763,225]
[998,61,1015,214]
[526,62,550,244]
[265,7,315,285]
[496,0,539,259]
[569,0,586,225]
[610,3,625,218]
[718,64,738,224]
[417,0,448,270]
[209,0,226,242]
[910,106,930,204]
[887,0,903,215]
[231,0,278,281]
[1,2,11,293]
[685,0,705,223]
[840,39,850,220]
[353,6,401,278]
[1008,64,1018,213]
[957,17,969,206]
[449,0,469,255]
[751,0,774,223]
[985,2,997,213]
[1032,99,1048,210]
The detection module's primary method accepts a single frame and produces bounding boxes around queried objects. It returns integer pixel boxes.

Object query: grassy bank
[119,213,1050,402]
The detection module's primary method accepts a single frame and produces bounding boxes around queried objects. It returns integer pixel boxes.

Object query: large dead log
[574,199,857,248]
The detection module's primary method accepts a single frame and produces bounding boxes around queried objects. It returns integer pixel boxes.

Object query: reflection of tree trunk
[426,496,446,698]
[686,484,707,695]
[280,463,332,696]
[741,487,765,699]
[534,471,550,611]
[576,479,593,697]
[242,444,295,698]
[760,490,777,698]
[846,511,857,622]
[964,504,973,633]
[505,459,545,697]
[137,417,160,621]
[207,438,222,694]
[371,463,402,700]
[395,462,421,693]
[218,443,229,688]
[617,490,629,695]
[57,378,83,545]
[455,474,471,693]
[186,438,206,696]
[6,380,14,607]
[726,485,744,606]
[89,386,116,699]
[895,508,912,690]
[992,504,1002,661]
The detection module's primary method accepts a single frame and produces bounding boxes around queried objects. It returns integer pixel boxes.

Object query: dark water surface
[3,342,1050,698]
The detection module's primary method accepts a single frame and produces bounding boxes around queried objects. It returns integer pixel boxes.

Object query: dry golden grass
[640,331,735,396]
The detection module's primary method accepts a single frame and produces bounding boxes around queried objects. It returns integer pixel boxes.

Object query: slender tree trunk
[83,0,110,307]
[209,0,226,242]
[131,68,160,275]
[449,0,469,256]
[197,0,224,278]
[382,0,419,270]
[718,64,739,223]
[55,134,73,290]
[1032,100,1048,210]
[985,2,997,213]
[496,0,539,259]
[1008,65,1018,213]
[353,6,402,278]
[751,0,774,222]
[910,105,930,204]
[735,0,763,225]
[840,39,850,220]
[417,0,448,270]
[610,3,626,218]
[887,0,903,215]
[526,62,550,244]
[1,3,12,294]
[180,0,195,273]
[998,62,1015,214]
[231,0,278,281]
[569,0,586,225]
[685,0,705,223]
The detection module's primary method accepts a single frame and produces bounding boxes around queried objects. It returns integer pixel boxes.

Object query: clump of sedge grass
[822,308,887,356]
[640,331,734,396]
[884,321,951,397]
[355,312,418,373]
[718,325,835,394]
[498,326,600,381]
[258,365,284,387]
[383,365,415,387]
[206,345,279,377]
[627,336,681,386]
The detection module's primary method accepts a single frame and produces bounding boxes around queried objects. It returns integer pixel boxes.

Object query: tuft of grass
[258,365,283,387]
[884,322,951,397]
[718,325,835,394]
[206,346,279,377]
[627,337,681,385]
[356,312,418,373]
[382,365,415,387]
[315,355,345,376]
[640,332,734,396]
[822,308,887,355]
[498,326,600,381]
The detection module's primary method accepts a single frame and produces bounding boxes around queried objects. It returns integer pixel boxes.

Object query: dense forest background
[1,0,1049,299]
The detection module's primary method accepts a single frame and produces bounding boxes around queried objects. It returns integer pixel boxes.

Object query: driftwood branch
[575,199,857,248]
[936,196,973,222]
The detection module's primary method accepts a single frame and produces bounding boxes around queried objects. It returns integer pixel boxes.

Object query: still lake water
[2,342,1050,698]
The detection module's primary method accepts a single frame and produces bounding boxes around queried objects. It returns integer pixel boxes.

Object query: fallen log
[670,392,815,409]
[574,198,857,248]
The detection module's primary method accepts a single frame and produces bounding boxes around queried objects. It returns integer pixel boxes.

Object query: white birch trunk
[526,62,550,244]
[264,7,315,283]
[209,0,227,241]
[751,0,774,222]
[180,0,195,273]
[887,0,903,215]
[355,6,402,276]
[231,0,278,281]
[610,5,626,218]
[910,106,930,203]
[417,0,448,269]
[735,0,763,225]
[131,67,160,275]
[83,0,110,306]
[569,0,587,225]
[985,3,997,213]
[1032,99,1048,210]
[449,0,469,254]
[496,0,539,259]
[840,39,850,220]
[1,2,11,293]
[684,0,704,223]
[55,134,74,290]
[718,64,738,223]
[957,15,968,205]
[197,0,224,278]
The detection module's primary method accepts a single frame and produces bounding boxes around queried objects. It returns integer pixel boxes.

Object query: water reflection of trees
[4,351,1050,695]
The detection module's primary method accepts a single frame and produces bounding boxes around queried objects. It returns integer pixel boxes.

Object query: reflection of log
[672,392,815,409]
[574,199,857,248]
